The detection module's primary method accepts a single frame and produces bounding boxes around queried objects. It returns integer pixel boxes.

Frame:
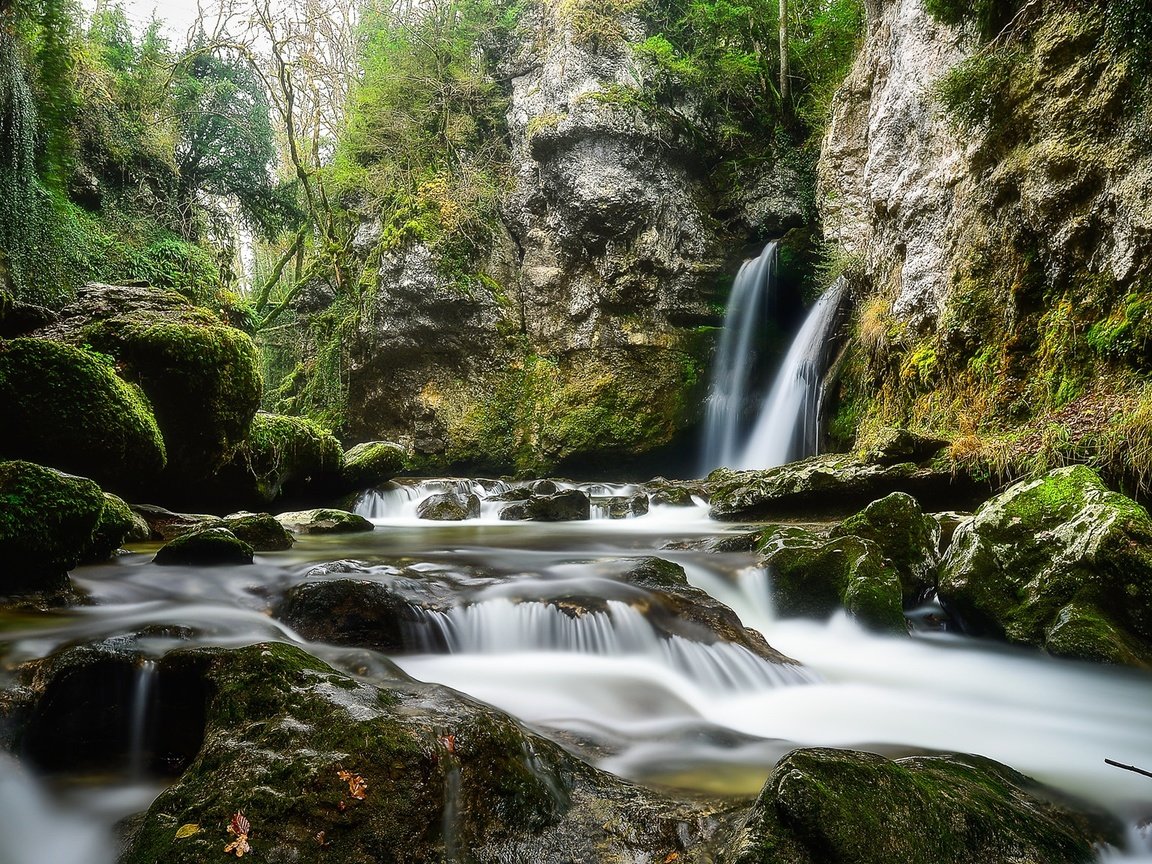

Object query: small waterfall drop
[700,241,779,473]
[128,660,156,778]
[737,277,847,470]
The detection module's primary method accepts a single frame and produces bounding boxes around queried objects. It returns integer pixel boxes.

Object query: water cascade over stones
[700,241,780,473]
[738,277,847,469]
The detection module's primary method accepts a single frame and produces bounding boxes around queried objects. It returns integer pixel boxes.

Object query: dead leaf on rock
[175,823,200,839]
[337,769,368,800]
[224,811,252,857]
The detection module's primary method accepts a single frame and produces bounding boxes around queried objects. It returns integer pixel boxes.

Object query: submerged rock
[831,492,940,604]
[499,489,590,521]
[0,461,107,593]
[760,528,906,634]
[708,453,985,521]
[0,337,166,495]
[417,491,481,521]
[341,440,407,490]
[153,527,254,567]
[938,466,1152,667]
[276,508,375,534]
[604,494,649,519]
[221,512,294,552]
[728,748,1120,864]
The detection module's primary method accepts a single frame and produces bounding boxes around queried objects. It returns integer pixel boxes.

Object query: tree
[779,0,789,107]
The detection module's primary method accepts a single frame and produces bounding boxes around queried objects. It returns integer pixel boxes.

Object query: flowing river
[2,479,1152,861]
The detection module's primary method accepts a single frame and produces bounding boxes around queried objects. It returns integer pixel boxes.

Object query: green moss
[81,492,135,563]
[153,527,254,567]
[219,412,344,504]
[0,338,166,494]
[341,441,406,490]
[833,493,940,604]
[0,460,106,591]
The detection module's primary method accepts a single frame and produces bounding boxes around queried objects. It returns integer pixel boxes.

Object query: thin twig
[1106,759,1152,780]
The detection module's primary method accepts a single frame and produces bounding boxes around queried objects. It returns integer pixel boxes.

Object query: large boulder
[0,461,107,593]
[211,412,345,507]
[760,528,907,634]
[417,491,481,521]
[708,453,986,521]
[153,527,254,567]
[727,748,1120,864]
[341,441,407,490]
[276,508,374,535]
[129,504,222,541]
[39,283,262,486]
[499,489,590,521]
[831,493,940,605]
[81,492,143,563]
[938,466,1152,667]
[0,338,166,495]
[221,512,294,552]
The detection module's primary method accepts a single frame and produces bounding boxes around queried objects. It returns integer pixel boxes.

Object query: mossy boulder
[41,283,261,486]
[0,461,106,593]
[603,494,650,518]
[760,528,907,634]
[416,491,481,521]
[276,508,374,535]
[81,493,141,563]
[212,412,345,507]
[727,748,1120,864]
[341,441,406,490]
[708,453,985,521]
[221,512,293,551]
[831,493,941,605]
[938,465,1152,667]
[153,527,254,567]
[114,642,719,864]
[499,489,590,521]
[0,338,166,495]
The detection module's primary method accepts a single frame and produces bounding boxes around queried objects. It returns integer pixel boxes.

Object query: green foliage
[922,0,1024,41]
[934,48,1019,133]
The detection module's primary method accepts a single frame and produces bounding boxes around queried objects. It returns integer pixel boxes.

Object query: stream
[3,478,1152,861]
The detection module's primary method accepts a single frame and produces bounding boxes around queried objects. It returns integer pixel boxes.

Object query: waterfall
[700,242,779,473]
[737,277,847,470]
[128,660,156,778]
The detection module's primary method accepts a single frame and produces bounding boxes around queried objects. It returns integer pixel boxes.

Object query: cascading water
[737,277,847,469]
[128,660,156,778]
[700,241,779,473]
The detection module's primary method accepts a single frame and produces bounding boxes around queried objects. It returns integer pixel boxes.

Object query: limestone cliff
[820,0,1152,486]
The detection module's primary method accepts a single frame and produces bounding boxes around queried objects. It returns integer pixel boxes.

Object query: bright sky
[82,0,205,41]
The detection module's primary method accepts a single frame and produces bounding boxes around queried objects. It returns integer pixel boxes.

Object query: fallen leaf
[663,853,681,863]
[438,734,457,754]
[337,769,368,800]
[174,823,200,839]
[224,835,251,857]
[225,811,252,857]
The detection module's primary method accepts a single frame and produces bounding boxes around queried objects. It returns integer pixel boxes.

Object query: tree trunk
[779,0,790,108]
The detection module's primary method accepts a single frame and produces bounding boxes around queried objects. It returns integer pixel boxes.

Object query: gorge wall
[820,0,1152,486]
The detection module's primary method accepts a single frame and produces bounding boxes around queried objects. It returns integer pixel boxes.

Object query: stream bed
[3,478,1152,861]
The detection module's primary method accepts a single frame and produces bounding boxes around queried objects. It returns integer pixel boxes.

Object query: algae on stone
[832,492,940,604]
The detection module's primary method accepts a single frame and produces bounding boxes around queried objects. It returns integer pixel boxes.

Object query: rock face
[938,466,1152,667]
[338,0,807,475]
[727,748,1120,864]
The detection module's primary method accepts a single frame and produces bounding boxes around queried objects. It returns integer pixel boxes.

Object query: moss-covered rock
[153,527,254,567]
[0,338,166,494]
[80,493,139,563]
[212,412,345,507]
[0,290,57,337]
[727,748,1121,864]
[114,642,724,864]
[760,527,907,634]
[708,453,986,521]
[129,504,222,541]
[0,461,106,593]
[831,493,941,604]
[221,512,294,552]
[938,465,1152,667]
[499,489,590,521]
[416,491,480,521]
[276,579,439,653]
[276,508,374,535]
[341,441,407,490]
[41,283,261,486]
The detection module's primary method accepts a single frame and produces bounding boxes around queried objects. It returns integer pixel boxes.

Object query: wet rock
[707,453,985,521]
[37,283,262,488]
[341,440,407,490]
[153,527,254,567]
[82,493,142,563]
[113,642,726,864]
[0,337,166,496]
[531,479,559,495]
[932,511,971,554]
[221,512,294,552]
[276,508,375,534]
[490,486,534,502]
[209,412,345,508]
[831,493,940,605]
[645,478,705,507]
[499,489,591,522]
[605,494,649,519]
[276,579,447,653]
[760,528,907,634]
[129,504,222,541]
[0,461,106,593]
[417,491,481,521]
[728,748,1121,864]
[860,428,950,466]
[0,290,57,337]
[938,466,1152,667]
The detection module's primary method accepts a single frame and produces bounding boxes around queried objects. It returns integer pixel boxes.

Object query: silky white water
[700,241,779,473]
[738,277,847,469]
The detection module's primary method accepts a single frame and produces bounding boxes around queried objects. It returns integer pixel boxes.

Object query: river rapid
[2,478,1152,862]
